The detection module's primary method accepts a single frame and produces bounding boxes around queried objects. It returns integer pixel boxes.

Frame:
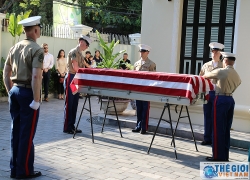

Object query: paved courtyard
[0,97,249,180]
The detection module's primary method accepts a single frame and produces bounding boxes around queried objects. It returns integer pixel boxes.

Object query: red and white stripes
[70,68,213,103]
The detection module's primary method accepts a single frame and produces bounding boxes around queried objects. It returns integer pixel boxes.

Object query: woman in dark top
[119,53,131,70]
[93,50,103,65]
[84,51,92,67]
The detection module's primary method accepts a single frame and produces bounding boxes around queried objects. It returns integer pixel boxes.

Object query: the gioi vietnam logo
[200,162,249,179]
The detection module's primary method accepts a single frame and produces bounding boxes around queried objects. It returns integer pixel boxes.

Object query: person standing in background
[119,53,131,70]
[89,55,96,67]
[42,43,54,102]
[84,51,92,67]
[199,42,224,146]
[55,49,67,100]
[132,44,156,134]
[93,50,102,65]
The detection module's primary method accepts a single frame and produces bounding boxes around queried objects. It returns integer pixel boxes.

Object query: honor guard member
[199,42,224,146]
[63,35,92,134]
[132,44,156,134]
[203,52,241,161]
[3,16,44,178]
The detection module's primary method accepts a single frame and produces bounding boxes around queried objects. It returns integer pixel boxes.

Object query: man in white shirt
[42,43,54,102]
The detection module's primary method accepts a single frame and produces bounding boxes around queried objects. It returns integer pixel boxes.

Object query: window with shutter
[179,0,237,75]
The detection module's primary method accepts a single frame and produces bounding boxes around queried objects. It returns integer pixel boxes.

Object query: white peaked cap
[220,52,236,58]
[18,16,41,27]
[79,35,92,45]
[209,42,224,50]
[138,44,151,52]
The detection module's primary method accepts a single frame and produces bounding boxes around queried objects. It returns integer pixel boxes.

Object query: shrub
[0,69,8,97]
[48,66,57,94]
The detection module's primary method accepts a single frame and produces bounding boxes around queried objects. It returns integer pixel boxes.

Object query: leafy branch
[96,30,125,69]
[8,10,32,45]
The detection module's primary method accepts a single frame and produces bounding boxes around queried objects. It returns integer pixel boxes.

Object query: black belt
[13,83,32,88]
[215,93,232,96]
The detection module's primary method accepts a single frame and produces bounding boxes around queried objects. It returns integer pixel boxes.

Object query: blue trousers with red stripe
[135,100,150,131]
[9,86,39,177]
[203,91,215,142]
[212,95,235,161]
[63,73,79,132]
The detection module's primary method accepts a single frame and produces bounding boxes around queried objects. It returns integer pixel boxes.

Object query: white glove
[29,100,40,110]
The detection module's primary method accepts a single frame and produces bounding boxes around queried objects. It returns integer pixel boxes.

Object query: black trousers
[57,75,64,94]
[42,70,51,98]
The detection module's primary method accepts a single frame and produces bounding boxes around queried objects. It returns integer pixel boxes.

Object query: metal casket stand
[147,103,198,159]
[73,94,123,143]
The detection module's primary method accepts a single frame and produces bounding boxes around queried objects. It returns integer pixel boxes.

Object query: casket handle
[160,97,169,102]
[93,90,100,94]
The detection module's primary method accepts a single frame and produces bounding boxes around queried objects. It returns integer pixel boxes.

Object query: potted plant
[95,31,132,114]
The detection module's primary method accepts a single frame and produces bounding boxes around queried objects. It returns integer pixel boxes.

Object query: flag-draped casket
[70,68,213,106]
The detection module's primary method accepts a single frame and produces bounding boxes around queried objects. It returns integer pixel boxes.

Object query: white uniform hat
[138,44,151,52]
[209,42,224,51]
[220,52,236,60]
[18,16,42,28]
[79,35,92,45]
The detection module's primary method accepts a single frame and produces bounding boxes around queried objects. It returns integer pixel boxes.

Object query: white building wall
[141,0,250,132]
[141,0,182,73]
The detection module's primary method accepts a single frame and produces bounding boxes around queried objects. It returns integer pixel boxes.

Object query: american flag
[70,68,213,103]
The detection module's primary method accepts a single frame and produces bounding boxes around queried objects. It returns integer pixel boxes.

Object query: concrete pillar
[129,33,141,63]
[0,13,6,69]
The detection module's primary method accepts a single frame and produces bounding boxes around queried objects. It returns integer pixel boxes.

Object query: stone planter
[101,99,130,115]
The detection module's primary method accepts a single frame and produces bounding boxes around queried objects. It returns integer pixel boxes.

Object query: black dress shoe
[206,157,217,161]
[201,141,212,145]
[74,129,82,133]
[132,128,140,132]
[64,129,82,134]
[205,157,228,162]
[140,130,147,134]
[63,130,74,134]
[10,174,15,178]
[16,171,42,179]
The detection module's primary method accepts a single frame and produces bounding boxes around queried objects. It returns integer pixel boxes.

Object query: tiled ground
[0,98,248,179]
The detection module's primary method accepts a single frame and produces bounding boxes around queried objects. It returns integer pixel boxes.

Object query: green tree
[7,0,142,35]
[38,0,53,25]
[17,0,40,16]
[84,0,142,34]
[19,0,40,9]
[8,0,53,25]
